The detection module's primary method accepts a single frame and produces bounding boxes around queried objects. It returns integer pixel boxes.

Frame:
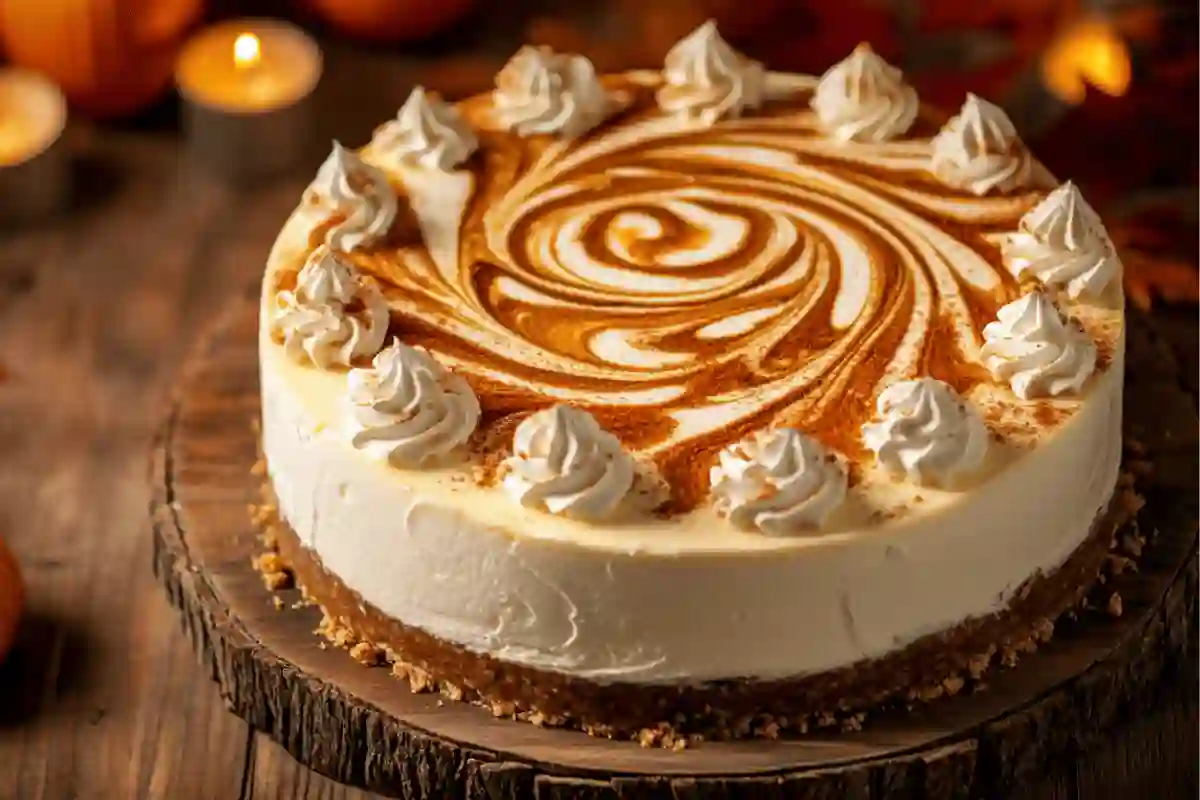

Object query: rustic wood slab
[150,297,1198,799]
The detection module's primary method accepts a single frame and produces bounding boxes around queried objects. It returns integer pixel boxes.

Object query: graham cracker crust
[249,449,1148,747]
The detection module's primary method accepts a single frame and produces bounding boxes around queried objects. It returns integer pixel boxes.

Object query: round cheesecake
[258,26,1126,737]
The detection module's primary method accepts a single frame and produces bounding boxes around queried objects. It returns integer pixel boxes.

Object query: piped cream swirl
[346,338,481,466]
[931,94,1041,195]
[981,292,1096,399]
[862,378,989,487]
[503,405,636,521]
[710,428,847,535]
[657,20,765,124]
[310,142,398,251]
[375,86,479,172]
[1001,181,1121,299]
[272,246,388,369]
[811,43,917,143]
[493,46,610,138]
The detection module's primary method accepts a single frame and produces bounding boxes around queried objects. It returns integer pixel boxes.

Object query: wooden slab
[150,296,1198,799]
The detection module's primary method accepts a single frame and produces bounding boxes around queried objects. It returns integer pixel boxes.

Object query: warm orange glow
[233,33,262,70]
[1042,17,1132,104]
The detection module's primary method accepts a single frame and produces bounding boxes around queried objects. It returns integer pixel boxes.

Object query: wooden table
[0,44,1196,800]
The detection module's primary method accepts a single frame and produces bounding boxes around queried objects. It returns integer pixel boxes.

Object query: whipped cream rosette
[310,141,398,251]
[711,428,848,535]
[272,246,388,369]
[931,94,1045,195]
[656,20,765,124]
[346,339,481,466]
[1001,181,1122,300]
[502,405,636,521]
[980,292,1097,399]
[493,46,610,138]
[811,43,917,143]
[862,378,989,487]
[375,86,479,172]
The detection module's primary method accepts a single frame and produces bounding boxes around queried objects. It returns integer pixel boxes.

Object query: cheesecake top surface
[266,38,1124,533]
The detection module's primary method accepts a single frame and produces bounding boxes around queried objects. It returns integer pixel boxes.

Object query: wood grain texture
[148,294,1198,799]
[0,133,284,800]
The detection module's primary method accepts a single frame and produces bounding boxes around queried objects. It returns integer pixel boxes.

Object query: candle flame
[1041,16,1132,105]
[234,33,262,70]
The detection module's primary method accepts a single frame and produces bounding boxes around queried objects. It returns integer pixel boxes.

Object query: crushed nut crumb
[349,642,384,666]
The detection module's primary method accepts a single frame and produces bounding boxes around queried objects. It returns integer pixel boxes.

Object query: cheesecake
[258,23,1127,739]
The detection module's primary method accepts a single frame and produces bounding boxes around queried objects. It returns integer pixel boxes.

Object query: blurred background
[0,0,1195,300]
[0,1,1195,797]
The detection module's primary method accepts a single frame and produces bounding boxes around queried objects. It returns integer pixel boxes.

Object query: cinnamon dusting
[279,73,1121,513]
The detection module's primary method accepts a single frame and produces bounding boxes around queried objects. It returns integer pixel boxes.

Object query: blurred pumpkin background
[0,0,1194,672]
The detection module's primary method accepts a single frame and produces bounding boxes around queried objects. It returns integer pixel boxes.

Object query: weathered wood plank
[0,132,302,800]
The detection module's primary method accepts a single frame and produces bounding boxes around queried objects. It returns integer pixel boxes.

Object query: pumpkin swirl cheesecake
[258,23,1127,739]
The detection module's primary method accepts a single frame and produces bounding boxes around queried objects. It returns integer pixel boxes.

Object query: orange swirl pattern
[349,80,1048,512]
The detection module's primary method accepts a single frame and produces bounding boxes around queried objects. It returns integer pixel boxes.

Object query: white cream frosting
[310,142,398,252]
[710,428,848,535]
[657,20,765,124]
[501,405,636,522]
[931,94,1037,195]
[375,87,479,172]
[811,43,917,143]
[862,378,989,488]
[981,292,1097,400]
[271,246,389,369]
[493,46,610,138]
[1002,181,1122,299]
[346,338,480,467]
[260,311,1124,683]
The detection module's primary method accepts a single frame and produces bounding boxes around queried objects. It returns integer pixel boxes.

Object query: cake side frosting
[260,298,1123,681]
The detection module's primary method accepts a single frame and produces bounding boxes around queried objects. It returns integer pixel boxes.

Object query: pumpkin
[0,535,22,666]
[0,0,203,119]
[306,0,477,44]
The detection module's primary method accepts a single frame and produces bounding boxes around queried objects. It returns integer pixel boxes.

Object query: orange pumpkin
[0,535,23,665]
[307,0,477,44]
[0,0,203,119]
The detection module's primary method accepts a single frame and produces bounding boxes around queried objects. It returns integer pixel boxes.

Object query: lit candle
[1041,16,1132,105]
[175,19,323,181]
[0,68,69,225]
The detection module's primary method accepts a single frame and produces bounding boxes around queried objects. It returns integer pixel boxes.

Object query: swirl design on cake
[335,74,1120,511]
[503,405,636,521]
[273,246,388,369]
[375,87,479,172]
[657,20,765,124]
[310,142,398,252]
[930,94,1044,196]
[1001,181,1121,299]
[711,428,848,535]
[347,338,481,466]
[862,378,989,487]
[811,44,917,143]
[493,46,610,138]
[981,292,1096,400]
